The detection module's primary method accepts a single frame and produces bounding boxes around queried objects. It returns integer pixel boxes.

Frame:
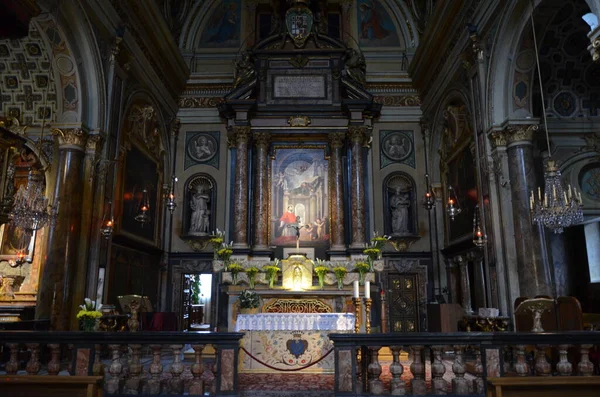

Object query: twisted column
[253,132,271,251]
[329,131,346,251]
[349,126,368,248]
[36,126,88,330]
[228,126,251,249]
[502,124,551,297]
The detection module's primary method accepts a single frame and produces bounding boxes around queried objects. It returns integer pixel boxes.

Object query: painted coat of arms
[286,4,313,47]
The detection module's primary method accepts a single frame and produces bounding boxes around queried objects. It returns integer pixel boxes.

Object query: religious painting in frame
[271,146,329,247]
[356,0,401,48]
[198,0,241,49]
[119,144,160,245]
[0,223,36,263]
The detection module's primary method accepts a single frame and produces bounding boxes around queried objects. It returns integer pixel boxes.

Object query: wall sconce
[101,201,114,239]
[166,175,178,214]
[446,186,461,221]
[472,204,487,248]
[134,189,150,225]
[423,173,435,210]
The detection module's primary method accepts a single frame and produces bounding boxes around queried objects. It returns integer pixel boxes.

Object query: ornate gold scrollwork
[287,115,311,127]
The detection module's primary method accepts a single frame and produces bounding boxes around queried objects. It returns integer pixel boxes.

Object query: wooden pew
[487,377,600,397]
[0,375,103,397]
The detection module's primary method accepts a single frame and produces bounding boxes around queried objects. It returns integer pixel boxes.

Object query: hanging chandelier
[9,169,57,235]
[472,204,487,248]
[446,186,461,221]
[527,9,583,233]
[166,175,178,214]
[101,201,114,239]
[134,188,150,225]
[423,174,435,210]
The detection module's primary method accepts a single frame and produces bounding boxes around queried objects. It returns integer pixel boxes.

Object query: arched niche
[183,174,217,237]
[382,172,418,237]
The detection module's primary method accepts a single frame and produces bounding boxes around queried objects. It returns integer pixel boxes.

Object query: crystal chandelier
[472,204,487,248]
[527,10,583,233]
[446,186,461,221]
[134,188,150,225]
[9,169,57,235]
[423,174,435,210]
[166,175,178,214]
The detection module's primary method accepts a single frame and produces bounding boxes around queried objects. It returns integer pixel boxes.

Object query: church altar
[236,313,354,374]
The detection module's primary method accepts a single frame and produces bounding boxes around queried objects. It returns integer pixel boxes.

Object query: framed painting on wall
[0,223,35,263]
[445,146,478,244]
[270,146,329,247]
[119,144,160,245]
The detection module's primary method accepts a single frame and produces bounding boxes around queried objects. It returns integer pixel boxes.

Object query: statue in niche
[189,185,211,235]
[343,47,366,86]
[389,186,412,235]
[233,50,256,88]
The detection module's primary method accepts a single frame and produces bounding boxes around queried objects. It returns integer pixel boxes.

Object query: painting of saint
[199,0,241,48]
[271,148,329,246]
[357,0,400,47]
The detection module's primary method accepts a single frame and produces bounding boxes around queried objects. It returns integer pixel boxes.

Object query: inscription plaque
[273,75,326,98]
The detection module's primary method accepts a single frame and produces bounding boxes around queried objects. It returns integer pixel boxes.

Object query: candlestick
[364,298,372,334]
[364,281,370,299]
[353,297,361,334]
[353,280,359,298]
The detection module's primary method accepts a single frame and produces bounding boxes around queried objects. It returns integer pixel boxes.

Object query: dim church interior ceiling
[0,0,598,335]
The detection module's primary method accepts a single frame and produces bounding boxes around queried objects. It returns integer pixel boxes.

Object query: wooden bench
[0,375,103,397]
[487,376,600,397]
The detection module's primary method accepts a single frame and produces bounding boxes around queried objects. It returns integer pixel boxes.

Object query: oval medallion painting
[188,133,218,163]
[579,162,600,201]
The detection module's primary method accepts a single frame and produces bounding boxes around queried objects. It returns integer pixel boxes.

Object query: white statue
[390,187,410,234]
[189,185,210,235]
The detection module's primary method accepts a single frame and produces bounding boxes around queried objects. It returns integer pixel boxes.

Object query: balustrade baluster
[367,346,384,395]
[106,344,123,394]
[124,344,142,394]
[431,345,447,395]
[534,345,551,376]
[556,345,572,376]
[92,344,103,376]
[356,346,364,393]
[578,344,594,376]
[147,345,163,395]
[410,345,426,395]
[514,345,529,376]
[473,347,485,394]
[169,344,185,394]
[452,345,469,394]
[389,346,405,396]
[47,344,61,375]
[5,343,19,374]
[190,344,205,395]
[25,343,41,375]
[210,354,218,394]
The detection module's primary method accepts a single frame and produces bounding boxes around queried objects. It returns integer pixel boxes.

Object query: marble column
[36,126,88,330]
[457,255,474,314]
[348,126,368,249]
[329,131,346,252]
[253,132,271,251]
[228,126,251,249]
[504,124,552,297]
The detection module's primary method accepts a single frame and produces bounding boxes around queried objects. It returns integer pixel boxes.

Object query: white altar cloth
[235,313,355,332]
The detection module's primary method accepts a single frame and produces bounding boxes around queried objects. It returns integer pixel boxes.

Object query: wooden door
[388,273,419,332]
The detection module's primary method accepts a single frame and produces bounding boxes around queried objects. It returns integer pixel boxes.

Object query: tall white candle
[364,281,370,299]
[353,280,359,298]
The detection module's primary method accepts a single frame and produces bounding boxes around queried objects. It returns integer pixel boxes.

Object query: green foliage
[238,289,261,309]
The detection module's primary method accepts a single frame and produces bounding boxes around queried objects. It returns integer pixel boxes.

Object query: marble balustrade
[0,331,243,396]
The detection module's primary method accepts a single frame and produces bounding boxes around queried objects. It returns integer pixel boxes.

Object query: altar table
[235,313,355,374]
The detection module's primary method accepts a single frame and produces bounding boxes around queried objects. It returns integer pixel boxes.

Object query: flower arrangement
[209,229,225,248]
[238,289,261,309]
[354,262,370,285]
[246,266,259,289]
[314,265,329,289]
[332,266,348,290]
[227,263,245,285]
[263,260,281,289]
[77,298,102,331]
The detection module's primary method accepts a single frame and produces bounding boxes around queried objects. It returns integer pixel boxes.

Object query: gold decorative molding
[373,95,421,106]
[227,125,251,148]
[51,127,88,150]
[289,54,309,68]
[263,298,332,313]
[287,115,311,127]
[348,125,372,147]
[0,117,28,136]
[591,38,600,62]
[389,235,421,252]
[178,97,224,108]
[504,124,539,144]
[328,131,346,149]
[489,131,507,148]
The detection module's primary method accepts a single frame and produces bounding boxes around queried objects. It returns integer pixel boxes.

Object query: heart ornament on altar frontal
[286,6,313,48]
[286,335,308,358]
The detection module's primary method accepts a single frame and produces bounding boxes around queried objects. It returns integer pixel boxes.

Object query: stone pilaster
[456,256,473,314]
[502,124,552,297]
[329,131,346,252]
[36,126,88,330]
[253,132,271,251]
[228,126,251,249]
[348,126,368,248]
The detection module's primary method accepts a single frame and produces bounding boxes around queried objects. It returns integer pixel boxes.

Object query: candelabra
[364,298,372,334]
[353,297,361,334]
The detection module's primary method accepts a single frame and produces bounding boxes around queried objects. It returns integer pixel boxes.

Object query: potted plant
[238,289,261,314]
[262,261,281,289]
[77,298,103,331]
[354,262,370,285]
[314,264,329,289]
[228,263,244,285]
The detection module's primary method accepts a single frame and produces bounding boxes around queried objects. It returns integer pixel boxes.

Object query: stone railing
[0,331,243,396]
[328,331,600,396]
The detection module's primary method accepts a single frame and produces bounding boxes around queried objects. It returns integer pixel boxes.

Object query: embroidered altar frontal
[236,313,354,373]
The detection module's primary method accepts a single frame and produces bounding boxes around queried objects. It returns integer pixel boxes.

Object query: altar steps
[240,392,334,397]
[238,373,334,395]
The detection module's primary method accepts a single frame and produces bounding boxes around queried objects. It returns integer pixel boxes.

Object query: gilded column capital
[348,125,372,147]
[253,131,271,148]
[489,131,507,148]
[227,125,251,148]
[328,131,346,149]
[51,127,88,151]
[85,134,105,164]
[504,124,538,145]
